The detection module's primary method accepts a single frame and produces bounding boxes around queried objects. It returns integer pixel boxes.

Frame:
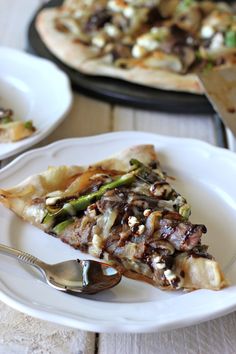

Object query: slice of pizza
[0,145,227,291]
[36,0,236,93]
[0,108,36,142]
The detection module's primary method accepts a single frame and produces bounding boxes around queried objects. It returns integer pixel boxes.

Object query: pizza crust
[36,8,204,94]
[174,253,228,290]
[36,8,100,67]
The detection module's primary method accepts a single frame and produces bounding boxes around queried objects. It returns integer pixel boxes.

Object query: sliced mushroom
[159,0,179,18]
[199,1,216,15]
[84,8,112,32]
[173,45,196,72]
[145,210,162,237]
[111,43,132,61]
[199,45,236,60]
[150,240,175,255]
[175,6,203,35]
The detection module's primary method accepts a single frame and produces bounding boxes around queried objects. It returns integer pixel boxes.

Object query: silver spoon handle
[0,243,45,270]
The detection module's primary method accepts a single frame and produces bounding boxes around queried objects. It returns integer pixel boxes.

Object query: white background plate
[0,47,72,159]
[0,131,236,333]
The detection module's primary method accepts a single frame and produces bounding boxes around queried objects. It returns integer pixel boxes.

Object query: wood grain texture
[99,313,236,354]
[0,0,41,49]
[36,94,111,147]
[113,106,216,144]
[0,301,95,354]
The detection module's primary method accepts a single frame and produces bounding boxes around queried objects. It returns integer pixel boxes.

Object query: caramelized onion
[145,211,162,236]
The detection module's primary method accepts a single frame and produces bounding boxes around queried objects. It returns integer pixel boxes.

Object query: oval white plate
[0,131,236,333]
[0,47,72,159]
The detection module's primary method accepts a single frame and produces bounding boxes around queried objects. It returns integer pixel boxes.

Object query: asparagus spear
[42,158,191,229]
[53,219,75,235]
[43,171,136,227]
[130,158,165,183]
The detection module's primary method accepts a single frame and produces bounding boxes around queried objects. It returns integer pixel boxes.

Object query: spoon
[0,243,122,294]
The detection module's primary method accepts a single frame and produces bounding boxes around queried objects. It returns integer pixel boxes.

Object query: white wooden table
[1,1,236,353]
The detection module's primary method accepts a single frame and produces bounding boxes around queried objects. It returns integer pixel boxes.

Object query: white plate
[0,131,236,333]
[0,47,72,159]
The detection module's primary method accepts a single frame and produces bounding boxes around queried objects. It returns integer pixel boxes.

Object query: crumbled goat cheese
[201,25,214,39]
[92,34,106,48]
[132,44,147,58]
[137,33,159,51]
[104,23,120,37]
[123,6,135,18]
[164,269,177,282]
[210,33,224,50]
[128,216,139,228]
[152,256,166,270]
[143,209,152,217]
[137,224,145,235]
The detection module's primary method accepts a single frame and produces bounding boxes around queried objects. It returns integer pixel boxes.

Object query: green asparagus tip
[53,219,74,235]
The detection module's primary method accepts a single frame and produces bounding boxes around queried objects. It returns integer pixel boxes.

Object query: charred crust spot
[228,107,236,114]
[54,21,69,33]
[73,38,90,46]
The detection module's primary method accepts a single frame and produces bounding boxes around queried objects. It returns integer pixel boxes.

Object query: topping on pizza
[0,145,227,291]
[36,0,236,93]
[0,107,36,142]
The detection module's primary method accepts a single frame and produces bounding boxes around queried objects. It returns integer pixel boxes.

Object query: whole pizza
[36,0,236,93]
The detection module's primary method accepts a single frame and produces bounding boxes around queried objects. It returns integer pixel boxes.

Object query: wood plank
[113,106,135,131]
[0,301,95,354]
[99,313,236,354]
[134,110,216,144]
[113,107,216,144]
[37,94,112,147]
[0,0,41,49]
